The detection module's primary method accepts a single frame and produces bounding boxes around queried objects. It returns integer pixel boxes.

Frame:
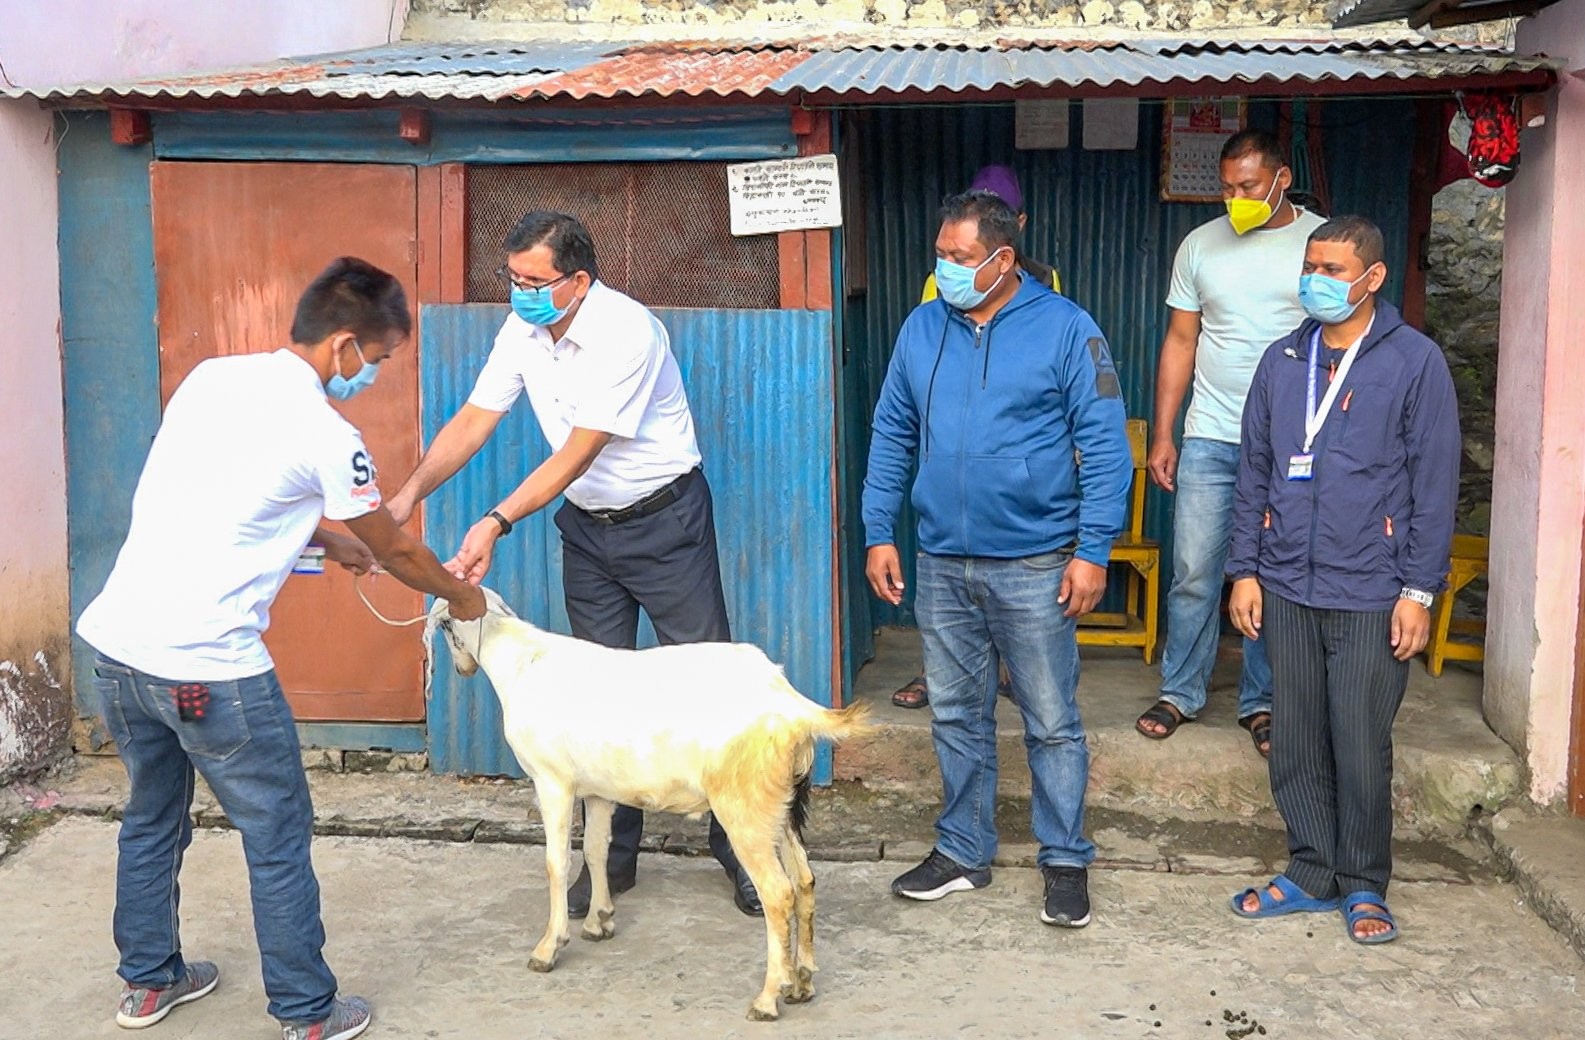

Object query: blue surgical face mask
[1298,267,1375,325]
[326,339,378,401]
[510,281,574,327]
[934,248,1008,312]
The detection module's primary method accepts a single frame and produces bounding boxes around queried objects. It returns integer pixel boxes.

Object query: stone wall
[411,0,1331,30]
[1425,179,1503,544]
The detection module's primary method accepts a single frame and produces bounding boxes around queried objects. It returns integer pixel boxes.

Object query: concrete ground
[2,815,1582,1040]
[1,630,1573,1037]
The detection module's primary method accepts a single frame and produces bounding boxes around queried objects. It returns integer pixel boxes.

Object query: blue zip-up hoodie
[862,273,1132,565]
[1226,299,1461,611]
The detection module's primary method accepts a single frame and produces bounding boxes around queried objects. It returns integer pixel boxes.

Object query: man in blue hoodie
[863,190,1132,928]
[1225,216,1459,945]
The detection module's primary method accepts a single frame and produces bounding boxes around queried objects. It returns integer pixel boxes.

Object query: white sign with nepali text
[727,155,844,237]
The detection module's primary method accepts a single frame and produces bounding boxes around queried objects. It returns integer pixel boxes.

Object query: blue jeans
[916,551,1094,871]
[92,656,338,1025]
[1158,438,1273,720]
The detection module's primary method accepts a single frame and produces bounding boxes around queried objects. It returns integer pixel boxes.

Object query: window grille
[466,162,781,310]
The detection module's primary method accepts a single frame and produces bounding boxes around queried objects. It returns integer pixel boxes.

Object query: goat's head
[425,586,516,678]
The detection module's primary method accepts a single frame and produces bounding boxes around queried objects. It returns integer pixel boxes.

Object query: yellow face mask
[1225,175,1281,236]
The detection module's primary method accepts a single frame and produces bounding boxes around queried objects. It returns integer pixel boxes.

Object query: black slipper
[1239,712,1273,759]
[1136,700,1194,740]
[892,676,928,709]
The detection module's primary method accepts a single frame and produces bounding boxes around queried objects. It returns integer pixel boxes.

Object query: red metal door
[150,161,425,721]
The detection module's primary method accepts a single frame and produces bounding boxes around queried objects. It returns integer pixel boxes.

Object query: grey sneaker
[281,996,371,1040]
[116,960,219,1028]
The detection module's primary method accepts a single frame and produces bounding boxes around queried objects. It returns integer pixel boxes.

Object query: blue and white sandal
[1342,891,1399,944]
[1230,874,1341,918]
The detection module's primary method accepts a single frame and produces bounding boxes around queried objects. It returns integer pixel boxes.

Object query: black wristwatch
[486,509,513,536]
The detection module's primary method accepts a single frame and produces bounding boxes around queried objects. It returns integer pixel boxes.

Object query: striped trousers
[1263,591,1410,899]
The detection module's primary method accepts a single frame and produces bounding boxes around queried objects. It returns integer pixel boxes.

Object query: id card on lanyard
[1289,328,1362,481]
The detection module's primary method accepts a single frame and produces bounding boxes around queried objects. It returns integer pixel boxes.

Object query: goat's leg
[580,796,617,941]
[529,783,576,972]
[715,816,797,1021]
[778,823,817,1003]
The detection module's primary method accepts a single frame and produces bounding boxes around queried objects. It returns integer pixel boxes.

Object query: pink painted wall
[0,105,71,776]
[0,0,407,779]
[0,0,407,86]
[1492,0,1585,803]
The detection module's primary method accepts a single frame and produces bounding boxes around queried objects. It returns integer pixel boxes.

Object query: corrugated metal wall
[416,306,562,776]
[841,98,1415,636]
[421,304,836,779]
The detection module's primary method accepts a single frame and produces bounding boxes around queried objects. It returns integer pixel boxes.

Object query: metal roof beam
[1425,0,1543,28]
[1409,0,1464,28]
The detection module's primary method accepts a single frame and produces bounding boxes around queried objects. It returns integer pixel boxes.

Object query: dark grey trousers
[552,468,740,877]
[1263,591,1410,900]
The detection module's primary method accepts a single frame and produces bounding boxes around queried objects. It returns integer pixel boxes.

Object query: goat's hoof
[783,968,816,1004]
[527,956,557,974]
[746,1002,781,1022]
[580,921,615,942]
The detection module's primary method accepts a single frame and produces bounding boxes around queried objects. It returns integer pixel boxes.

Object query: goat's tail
[805,700,874,745]
[770,673,876,746]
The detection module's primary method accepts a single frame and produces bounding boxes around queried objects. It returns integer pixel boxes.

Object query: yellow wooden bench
[1077,418,1161,663]
[1425,533,1489,677]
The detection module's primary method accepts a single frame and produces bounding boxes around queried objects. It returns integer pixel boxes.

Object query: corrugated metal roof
[4,37,1553,105]
[776,40,1550,95]
[516,47,813,100]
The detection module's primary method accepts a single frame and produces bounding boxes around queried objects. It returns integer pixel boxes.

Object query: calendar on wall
[1160,98,1247,202]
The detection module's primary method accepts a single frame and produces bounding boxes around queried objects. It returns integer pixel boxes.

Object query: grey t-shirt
[1166,206,1326,443]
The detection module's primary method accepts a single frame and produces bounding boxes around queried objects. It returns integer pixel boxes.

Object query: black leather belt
[582,469,697,526]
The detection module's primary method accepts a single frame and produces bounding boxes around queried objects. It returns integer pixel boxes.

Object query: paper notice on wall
[1015,99,1070,150]
[727,155,844,237]
[1082,98,1140,150]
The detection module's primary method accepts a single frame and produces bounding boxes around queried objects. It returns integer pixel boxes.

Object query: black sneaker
[1041,865,1092,927]
[891,849,991,901]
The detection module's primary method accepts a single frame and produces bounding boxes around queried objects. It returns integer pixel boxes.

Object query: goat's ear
[480,586,517,618]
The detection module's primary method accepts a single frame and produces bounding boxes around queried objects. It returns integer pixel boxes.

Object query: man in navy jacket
[863,190,1132,928]
[1225,215,1459,945]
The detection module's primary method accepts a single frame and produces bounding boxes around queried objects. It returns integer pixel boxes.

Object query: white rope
[354,573,429,627]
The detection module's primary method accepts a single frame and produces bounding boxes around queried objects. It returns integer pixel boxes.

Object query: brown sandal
[892,676,929,709]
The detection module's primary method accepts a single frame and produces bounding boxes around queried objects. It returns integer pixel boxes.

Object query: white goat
[429,588,871,1022]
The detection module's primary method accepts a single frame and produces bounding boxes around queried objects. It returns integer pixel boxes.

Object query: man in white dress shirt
[387,211,761,918]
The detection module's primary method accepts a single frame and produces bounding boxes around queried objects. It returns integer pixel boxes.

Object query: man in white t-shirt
[386,211,762,920]
[77,258,484,1040]
[1136,130,1325,759]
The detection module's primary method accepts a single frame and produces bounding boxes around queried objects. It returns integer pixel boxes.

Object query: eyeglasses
[496,266,573,292]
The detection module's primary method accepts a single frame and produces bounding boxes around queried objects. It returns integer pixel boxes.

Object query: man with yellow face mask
[1136,130,1324,759]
